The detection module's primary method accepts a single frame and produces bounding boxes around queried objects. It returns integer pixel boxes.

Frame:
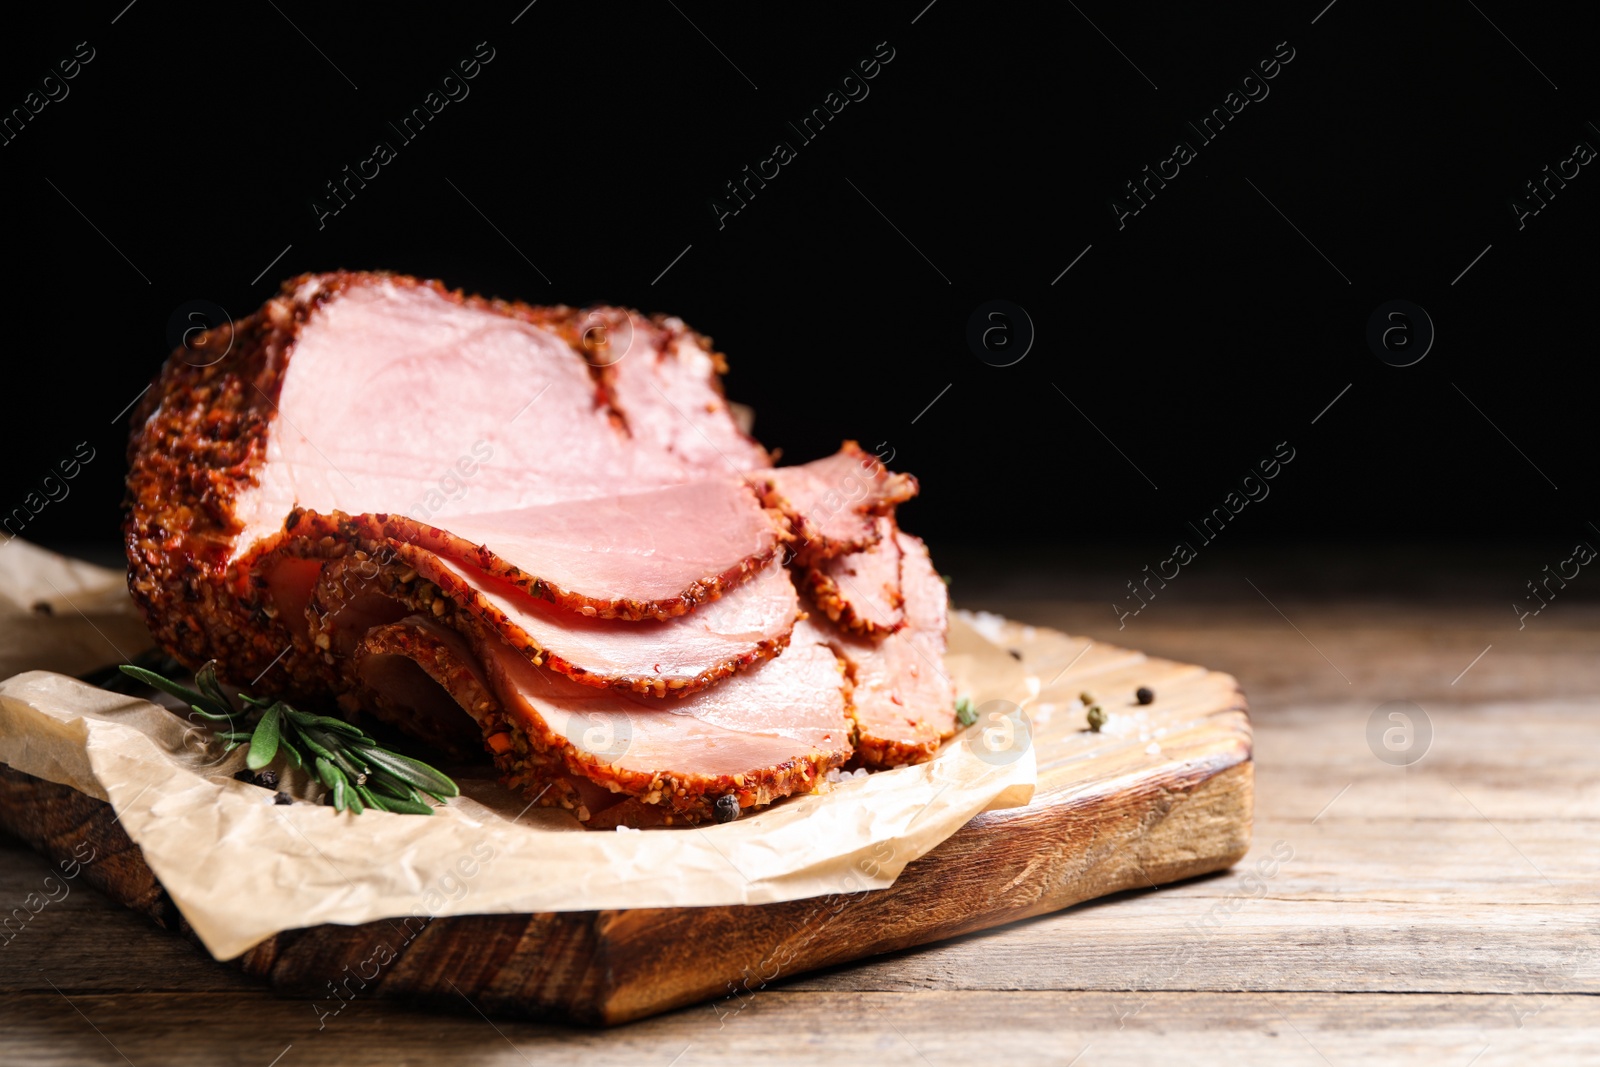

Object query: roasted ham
[126,271,957,826]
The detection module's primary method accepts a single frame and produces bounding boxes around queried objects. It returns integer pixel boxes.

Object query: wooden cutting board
[0,618,1251,1026]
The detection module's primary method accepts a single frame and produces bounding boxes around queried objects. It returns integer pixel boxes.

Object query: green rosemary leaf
[246,704,282,770]
[303,727,370,780]
[283,708,366,738]
[193,662,233,718]
[954,696,978,728]
[294,726,343,768]
[316,756,346,812]
[365,772,415,801]
[118,665,228,718]
[312,755,338,790]
[185,704,238,725]
[357,746,460,798]
[372,790,433,816]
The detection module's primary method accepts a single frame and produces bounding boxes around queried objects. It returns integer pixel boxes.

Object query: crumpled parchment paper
[0,542,1036,960]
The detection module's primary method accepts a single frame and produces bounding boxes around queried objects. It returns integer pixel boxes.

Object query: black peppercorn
[1136,686,1155,705]
[233,769,255,784]
[714,794,741,823]
[254,769,279,789]
[273,791,293,806]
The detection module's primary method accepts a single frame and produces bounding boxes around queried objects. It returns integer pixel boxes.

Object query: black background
[2,1,1592,582]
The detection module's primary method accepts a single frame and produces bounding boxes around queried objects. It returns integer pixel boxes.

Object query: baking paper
[0,543,1035,960]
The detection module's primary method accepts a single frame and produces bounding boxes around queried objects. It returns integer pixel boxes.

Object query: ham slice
[351,616,494,756]
[275,476,783,623]
[757,442,918,563]
[229,274,769,560]
[401,548,798,696]
[830,530,957,767]
[802,515,905,635]
[480,624,852,825]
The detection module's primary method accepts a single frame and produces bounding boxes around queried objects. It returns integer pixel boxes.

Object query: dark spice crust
[123,270,765,701]
[800,565,904,637]
[846,731,942,771]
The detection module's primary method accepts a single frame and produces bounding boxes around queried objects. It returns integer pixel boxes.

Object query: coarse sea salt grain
[1033,702,1056,725]
[615,825,640,833]
[1145,742,1161,755]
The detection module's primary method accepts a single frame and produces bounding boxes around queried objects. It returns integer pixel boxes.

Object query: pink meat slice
[602,310,766,474]
[230,275,769,564]
[402,547,799,696]
[480,625,853,820]
[832,530,956,767]
[757,442,918,562]
[378,476,783,618]
[803,515,905,635]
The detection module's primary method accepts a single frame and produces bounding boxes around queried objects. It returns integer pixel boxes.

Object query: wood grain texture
[0,624,1252,1025]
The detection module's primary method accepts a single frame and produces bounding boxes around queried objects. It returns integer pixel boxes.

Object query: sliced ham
[124,271,953,826]
[275,478,783,622]
[829,530,957,767]
[127,271,772,691]
[230,275,769,560]
[351,616,493,756]
[401,548,798,696]
[480,624,852,825]
[756,442,918,563]
[802,515,905,635]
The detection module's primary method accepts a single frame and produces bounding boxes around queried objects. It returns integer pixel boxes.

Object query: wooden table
[4,561,1598,1065]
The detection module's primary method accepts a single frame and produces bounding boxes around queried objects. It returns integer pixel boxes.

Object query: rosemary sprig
[118,661,459,816]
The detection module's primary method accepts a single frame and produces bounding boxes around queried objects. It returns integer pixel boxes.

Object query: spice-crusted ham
[274,478,784,623]
[302,546,797,702]
[352,616,495,756]
[757,442,918,563]
[228,275,769,560]
[125,271,772,692]
[401,548,799,697]
[803,515,905,635]
[125,270,956,826]
[481,625,853,825]
[831,530,957,767]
